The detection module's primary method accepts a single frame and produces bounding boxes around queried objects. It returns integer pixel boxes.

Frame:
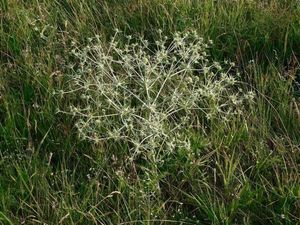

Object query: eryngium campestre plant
[60,30,255,163]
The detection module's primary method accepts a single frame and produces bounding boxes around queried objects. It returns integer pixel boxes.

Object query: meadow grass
[0,0,300,224]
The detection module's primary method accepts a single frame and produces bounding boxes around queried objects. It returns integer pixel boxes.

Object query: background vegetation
[0,0,299,224]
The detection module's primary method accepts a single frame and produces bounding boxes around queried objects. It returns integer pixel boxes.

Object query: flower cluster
[60,30,254,163]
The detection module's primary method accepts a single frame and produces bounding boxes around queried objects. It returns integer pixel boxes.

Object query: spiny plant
[59,30,255,166]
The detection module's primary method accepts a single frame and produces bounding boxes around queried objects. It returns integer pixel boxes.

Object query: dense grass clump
[0,0,300,224]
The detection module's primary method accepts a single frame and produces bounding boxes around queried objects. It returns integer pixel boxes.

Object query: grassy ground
[0,0,300,224]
